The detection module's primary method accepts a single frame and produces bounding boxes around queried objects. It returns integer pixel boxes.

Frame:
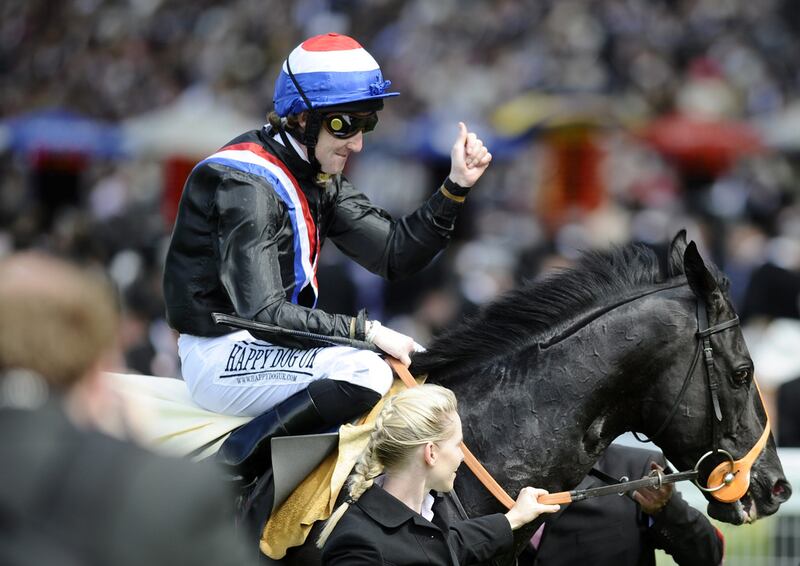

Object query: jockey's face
[313,120,364,175]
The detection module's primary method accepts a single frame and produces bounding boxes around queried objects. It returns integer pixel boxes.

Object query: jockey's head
[270,33,398,175]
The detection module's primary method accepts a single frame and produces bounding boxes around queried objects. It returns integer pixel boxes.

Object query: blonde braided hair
[316,384,458,548]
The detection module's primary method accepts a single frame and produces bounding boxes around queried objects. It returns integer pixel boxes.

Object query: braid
[349,424,386,500]
[316,420,385,548]
[316,385,457,549]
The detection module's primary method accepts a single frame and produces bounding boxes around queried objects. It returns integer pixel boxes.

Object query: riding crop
[212,313,378,352]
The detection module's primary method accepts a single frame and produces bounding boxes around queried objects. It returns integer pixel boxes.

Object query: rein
[390,358,699,508]
[387,358,517,509]
[392,287,771,509]
[212,289,771,509]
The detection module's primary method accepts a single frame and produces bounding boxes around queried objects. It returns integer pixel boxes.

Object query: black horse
[277,232,791,564]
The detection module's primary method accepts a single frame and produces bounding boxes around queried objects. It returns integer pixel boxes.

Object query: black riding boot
[216,379,381,485]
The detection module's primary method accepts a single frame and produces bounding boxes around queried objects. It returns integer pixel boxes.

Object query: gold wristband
[440,185,467,203]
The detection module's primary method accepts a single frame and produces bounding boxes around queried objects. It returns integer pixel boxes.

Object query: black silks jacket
[321,485,514,566]
[164,127,467,345]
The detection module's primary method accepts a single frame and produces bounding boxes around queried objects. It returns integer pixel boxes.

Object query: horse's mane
[412,241,715,378]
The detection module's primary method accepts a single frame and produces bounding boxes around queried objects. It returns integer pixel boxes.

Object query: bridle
[633,293,771,503]
[632,295,739,446]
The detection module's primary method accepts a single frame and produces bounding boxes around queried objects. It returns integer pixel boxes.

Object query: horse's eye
[733,367,752,384]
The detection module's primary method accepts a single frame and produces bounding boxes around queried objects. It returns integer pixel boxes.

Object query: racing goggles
[322,112,379,139]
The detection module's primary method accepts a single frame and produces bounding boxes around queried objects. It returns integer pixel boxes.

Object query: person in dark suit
[0,252,259,566]
[318,384,560,565]
[778,375,800,447]
[521,444,724,566]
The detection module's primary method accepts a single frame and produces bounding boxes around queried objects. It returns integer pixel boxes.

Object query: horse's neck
[445,292,687,516]
[445,344,619,514]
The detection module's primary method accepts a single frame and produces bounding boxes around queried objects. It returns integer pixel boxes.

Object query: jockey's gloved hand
[366,321,424,366]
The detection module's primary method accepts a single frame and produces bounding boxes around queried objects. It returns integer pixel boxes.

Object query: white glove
[366,321,425,366]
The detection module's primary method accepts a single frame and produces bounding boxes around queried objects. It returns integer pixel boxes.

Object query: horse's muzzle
[748,475,791,520]
[706,473,791,525]
[769,478,792,506]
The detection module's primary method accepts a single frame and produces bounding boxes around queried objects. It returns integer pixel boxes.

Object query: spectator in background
[0,252,258,566]
[521,444,724,566]
[778,376,800,447]
[741,258,800,323]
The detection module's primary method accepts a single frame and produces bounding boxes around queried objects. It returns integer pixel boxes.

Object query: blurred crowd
[2,0,800,442]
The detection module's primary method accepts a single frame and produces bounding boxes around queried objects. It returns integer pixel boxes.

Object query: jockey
[163,33,492,484]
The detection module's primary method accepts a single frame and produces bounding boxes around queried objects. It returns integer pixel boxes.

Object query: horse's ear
[668,230,688,277]
[683,241,720,302]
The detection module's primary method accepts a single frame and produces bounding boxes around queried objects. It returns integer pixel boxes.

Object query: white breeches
[178,330,393,417]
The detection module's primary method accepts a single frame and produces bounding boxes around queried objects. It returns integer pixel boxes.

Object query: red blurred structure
[640,114,763,177]
[537,123,606,232]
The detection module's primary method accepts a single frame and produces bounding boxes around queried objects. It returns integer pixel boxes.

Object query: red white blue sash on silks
[199,142,319,306]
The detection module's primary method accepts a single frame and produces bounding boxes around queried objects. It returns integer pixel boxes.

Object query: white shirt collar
[270,127,309,163]
[373,475,436,522]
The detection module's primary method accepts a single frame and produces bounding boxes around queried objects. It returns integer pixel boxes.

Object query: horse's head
[648,231,791,525]
[416,231,791,527]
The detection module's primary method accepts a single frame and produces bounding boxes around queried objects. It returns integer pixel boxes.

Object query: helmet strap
[285,57,322,174]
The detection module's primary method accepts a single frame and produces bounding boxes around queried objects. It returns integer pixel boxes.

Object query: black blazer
[527,445,724,566]
[322,485,514,565]
[778,375,800,447]
[0,400,259,566]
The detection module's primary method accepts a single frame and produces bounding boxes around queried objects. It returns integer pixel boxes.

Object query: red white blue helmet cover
[273,33,399,117]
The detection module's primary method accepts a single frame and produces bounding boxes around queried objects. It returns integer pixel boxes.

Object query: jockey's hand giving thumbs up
[447,122,492,189]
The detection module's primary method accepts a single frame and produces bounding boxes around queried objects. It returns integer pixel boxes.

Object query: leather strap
[383,359,681,508]
[386,358,516,509]
[706,378,771,503]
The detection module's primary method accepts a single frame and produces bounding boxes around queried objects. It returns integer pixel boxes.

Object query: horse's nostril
[772,479,792,502]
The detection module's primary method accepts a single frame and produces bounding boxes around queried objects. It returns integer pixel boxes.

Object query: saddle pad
[102,372,250,458]
[271,432,339,514]
[260,376,417,559]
